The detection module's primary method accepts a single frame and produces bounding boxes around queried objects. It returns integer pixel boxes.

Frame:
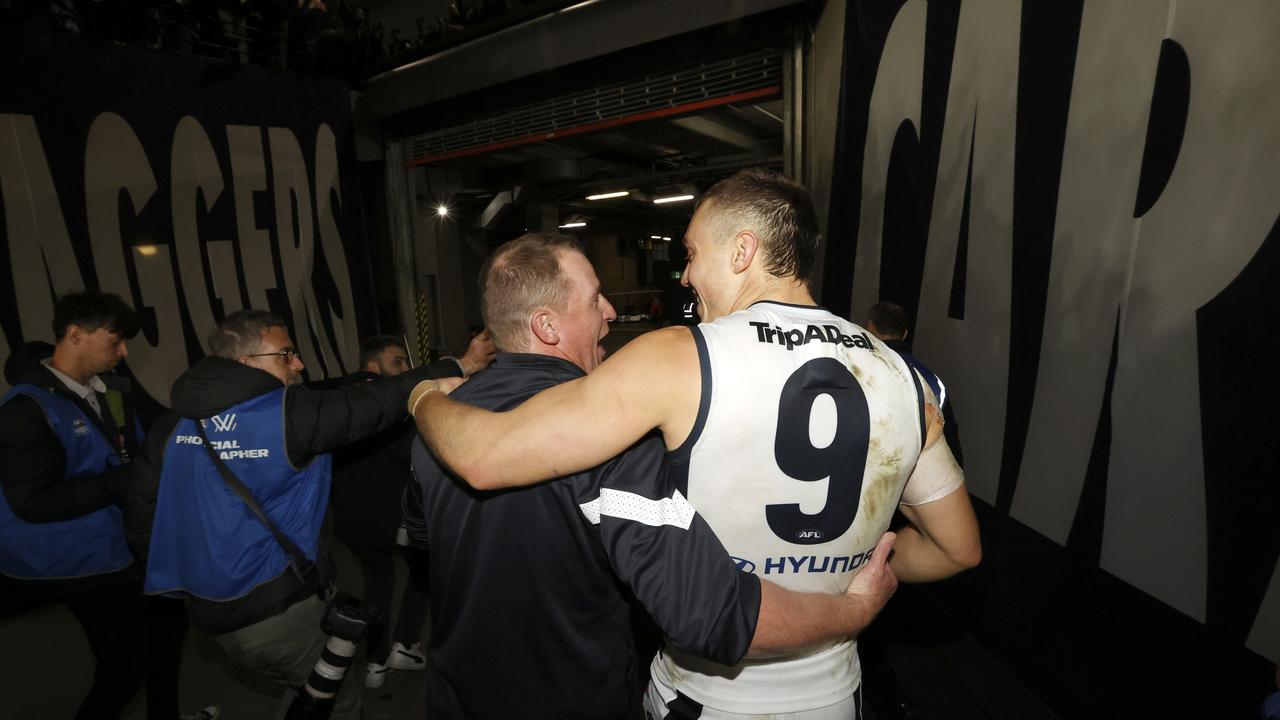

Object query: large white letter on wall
[0,115,84,342]
[268,126,331,376]
[84,112,186,406]
[1010,1,1167,551]
[171,115,231,355]
[227,125,278,313]
[913,0,1021,504]
[849,0,925,318]
[314,123,358,372]
[1102,0,1280,623]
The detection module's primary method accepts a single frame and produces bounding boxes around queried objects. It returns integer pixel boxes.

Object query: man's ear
[65,324,83,345]
[731,230,759,275]
[364,359,380,373]
[530,310,559,346]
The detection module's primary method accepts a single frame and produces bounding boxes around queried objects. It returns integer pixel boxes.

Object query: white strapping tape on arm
[900,437,965,506]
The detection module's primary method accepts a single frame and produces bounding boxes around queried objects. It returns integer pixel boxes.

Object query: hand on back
[844,531,898,617]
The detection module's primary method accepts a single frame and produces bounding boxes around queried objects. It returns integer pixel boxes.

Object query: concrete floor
[0,541,427,720]
[0,567,1055,720]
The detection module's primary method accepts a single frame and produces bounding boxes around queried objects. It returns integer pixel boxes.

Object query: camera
[323,592,373,642]
[284,592,376,720]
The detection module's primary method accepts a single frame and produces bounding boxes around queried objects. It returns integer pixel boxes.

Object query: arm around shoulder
[414,326,698,490]
[285,363,450,461]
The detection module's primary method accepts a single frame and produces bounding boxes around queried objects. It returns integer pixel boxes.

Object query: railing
[0,0,574,82]
[383,0,581,71]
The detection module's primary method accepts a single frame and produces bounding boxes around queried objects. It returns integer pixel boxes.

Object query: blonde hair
[697,169,821,286]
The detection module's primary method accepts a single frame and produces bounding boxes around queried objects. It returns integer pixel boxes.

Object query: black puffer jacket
[330,370,417,547]
[124,356,460,633]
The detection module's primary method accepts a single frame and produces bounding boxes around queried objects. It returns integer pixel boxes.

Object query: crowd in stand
[0,0,557,80]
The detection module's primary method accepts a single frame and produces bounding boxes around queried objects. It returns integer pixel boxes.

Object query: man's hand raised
[459,331,496,376]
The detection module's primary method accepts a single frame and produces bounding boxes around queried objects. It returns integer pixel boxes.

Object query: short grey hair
[479,233,583,352]
[208,309,287,358]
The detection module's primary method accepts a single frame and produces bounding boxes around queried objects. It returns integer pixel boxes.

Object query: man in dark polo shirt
[406,233,900,719]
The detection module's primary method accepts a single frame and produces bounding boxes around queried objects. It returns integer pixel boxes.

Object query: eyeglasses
[243,349,301,364]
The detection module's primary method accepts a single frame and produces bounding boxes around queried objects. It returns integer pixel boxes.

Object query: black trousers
[11,574,189,720]
[144,595,191,720]
[64,579,147,720]
[350,543,428,664]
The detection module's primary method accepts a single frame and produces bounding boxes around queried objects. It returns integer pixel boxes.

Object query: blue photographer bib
[145,387,332,600]
[0,385,135,579]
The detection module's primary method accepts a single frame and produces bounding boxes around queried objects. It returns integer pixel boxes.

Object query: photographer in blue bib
[124,309,464,720]
[0,291,216,720]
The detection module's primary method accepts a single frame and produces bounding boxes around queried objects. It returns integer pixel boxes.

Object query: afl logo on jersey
[731,556,756,573]
[796,529,824,541]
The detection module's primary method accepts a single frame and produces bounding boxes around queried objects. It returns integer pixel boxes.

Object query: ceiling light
[653,194,695,205]
[559,222,587,229]
[650,235,663,240]
[662,237,672,242]
[135,244,159,256]
[586,191,629,201]
[436,205,449,217]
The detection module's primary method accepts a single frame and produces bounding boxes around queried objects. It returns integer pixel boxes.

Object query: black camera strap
[194,421,316,584]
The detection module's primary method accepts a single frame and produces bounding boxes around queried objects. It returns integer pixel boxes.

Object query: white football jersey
[651,301,928,715]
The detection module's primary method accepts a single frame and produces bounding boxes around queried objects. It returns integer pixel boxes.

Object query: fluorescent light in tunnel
[650,235,663,239]
[653,194,695,205]
[586,191,629,201]
[559,222,587,229]
[662,237,672,242]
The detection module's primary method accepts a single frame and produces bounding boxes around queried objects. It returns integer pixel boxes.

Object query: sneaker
[388,641,425,671]
[364,661,388,688]
[179,707,220,720]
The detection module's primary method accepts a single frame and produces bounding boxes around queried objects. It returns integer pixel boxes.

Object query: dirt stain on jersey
[872,347,902,376]
[860,468,901,525]
[861,434,907,524]
[867,426,904,475]
[847,357,879,393]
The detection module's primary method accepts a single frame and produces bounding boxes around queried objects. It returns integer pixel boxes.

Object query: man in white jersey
[410,169,982,719]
